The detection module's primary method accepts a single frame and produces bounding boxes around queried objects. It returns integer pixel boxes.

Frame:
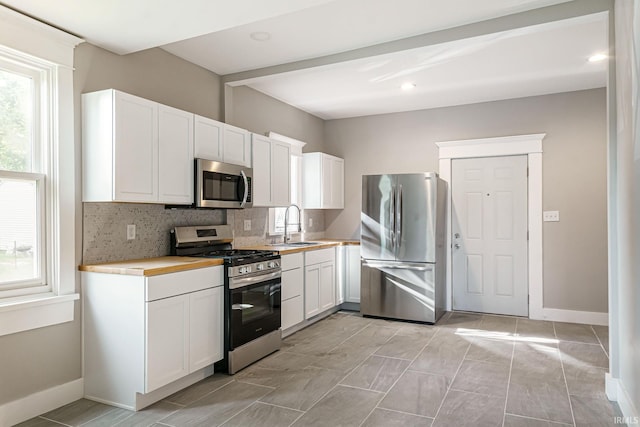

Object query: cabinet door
[321,155,333,208]
[331,157,344,209]
[194,115,223,161]
[251,134,272,206]
[223,124,251,166]
[114,91,158,202]
[189,287,223,372]
[282,296,304,330]
[282,267,303,301]
[146,295,189,392]
[158,105,194,204]
[319,261,335,312]
[304,264,321,319]
[271,141,291,206]
[346,246,361,303]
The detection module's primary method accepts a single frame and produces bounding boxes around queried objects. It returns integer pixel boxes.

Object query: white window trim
[0,5,83,336]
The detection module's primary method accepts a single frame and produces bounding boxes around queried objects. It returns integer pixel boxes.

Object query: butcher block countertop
[79,256,224,276]
[242,239,360,255]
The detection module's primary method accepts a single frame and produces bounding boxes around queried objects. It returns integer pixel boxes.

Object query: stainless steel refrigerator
[360,172,447,323]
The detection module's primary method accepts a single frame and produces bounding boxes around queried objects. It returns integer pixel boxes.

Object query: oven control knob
[245,266,252,273]
[267,261,277,268]
[256,263,264,271]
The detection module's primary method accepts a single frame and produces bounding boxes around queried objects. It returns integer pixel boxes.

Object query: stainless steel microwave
[195,159,253,209]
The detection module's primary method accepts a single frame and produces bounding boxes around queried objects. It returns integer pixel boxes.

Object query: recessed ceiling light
[250,31,271,42]
[588,53,607,62]
[401,82,416,91]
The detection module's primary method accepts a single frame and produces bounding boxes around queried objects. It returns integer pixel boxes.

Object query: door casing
[437,134,544,319]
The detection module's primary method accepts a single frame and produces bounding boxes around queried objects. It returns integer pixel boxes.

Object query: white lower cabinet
[146,294,189,392]
[280,253,304,330]
[337,245,361,304]
[304,248,336,320]
[83,266,223,410]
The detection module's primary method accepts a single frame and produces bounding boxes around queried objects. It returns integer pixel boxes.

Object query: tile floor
[18,311,622,427]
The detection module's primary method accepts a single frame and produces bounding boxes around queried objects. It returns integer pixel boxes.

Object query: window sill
[0,293,79,337]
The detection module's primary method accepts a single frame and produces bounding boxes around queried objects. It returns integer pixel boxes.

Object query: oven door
[196,158,253,209]
[229,271,281,349]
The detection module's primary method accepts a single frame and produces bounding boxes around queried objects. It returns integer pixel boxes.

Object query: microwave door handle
[240,170,249,208]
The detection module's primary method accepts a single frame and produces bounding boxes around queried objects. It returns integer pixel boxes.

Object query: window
[0,59,47,298]
[0,5,82,336]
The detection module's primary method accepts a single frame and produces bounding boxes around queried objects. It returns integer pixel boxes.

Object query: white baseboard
[606,373,640,423]
[530,307,608,325]
[0,378,83,427]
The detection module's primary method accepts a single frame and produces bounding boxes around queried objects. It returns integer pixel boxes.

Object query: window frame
[0,5,82,336]
[0,54,50,297]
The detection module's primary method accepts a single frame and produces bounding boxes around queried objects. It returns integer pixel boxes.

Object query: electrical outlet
[126,224,136,240]
[543,211,560,222]
[309,217,313,228]
[244,219,251,231]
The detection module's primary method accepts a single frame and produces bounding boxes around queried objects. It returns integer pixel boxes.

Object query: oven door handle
[229,270,281,289]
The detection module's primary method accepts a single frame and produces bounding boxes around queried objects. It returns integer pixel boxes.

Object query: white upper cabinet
[223,124,251,167]
[303,152,344,209]
[194,115,223,161]
[82,89,193,204]
[158,105,194,204]
[194,117,251,167]
[251,134,291,207]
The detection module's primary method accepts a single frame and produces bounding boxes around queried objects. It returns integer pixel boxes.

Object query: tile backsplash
[82,203,326,264]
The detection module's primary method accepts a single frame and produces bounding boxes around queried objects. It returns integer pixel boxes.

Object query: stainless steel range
[171,225,281,374]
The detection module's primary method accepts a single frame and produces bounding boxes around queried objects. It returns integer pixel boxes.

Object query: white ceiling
[0,0,608,120]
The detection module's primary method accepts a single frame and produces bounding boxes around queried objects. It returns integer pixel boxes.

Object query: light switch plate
[244,219,251,231]
[543,211,560,222]
[126,224,136,240]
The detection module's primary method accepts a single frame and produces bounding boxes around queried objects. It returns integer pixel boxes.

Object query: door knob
[454,243,460,249]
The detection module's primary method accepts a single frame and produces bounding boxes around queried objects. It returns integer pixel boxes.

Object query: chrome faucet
[283,204,302,244]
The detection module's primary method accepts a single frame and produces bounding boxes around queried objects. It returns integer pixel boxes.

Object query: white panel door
[158,105,193,204]
[114,91,158,202]
[452,155,528,316]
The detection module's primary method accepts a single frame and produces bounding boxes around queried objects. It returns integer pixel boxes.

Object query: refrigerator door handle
[396,184,403,252]
[362,260,434,271]
[390,185,396,248]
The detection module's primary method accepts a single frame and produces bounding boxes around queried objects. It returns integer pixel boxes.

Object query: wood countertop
[79,256,224,277]
[241,239,359,255]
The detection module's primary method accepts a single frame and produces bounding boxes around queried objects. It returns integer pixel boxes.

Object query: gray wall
[0,43,226,406]
[225,85,328,238]
[324,88,608,314]
[226,85,325,153]
[612,0,640,413]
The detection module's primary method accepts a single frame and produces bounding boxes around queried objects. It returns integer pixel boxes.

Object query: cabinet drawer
[281,252,303,271]
[304,247,334,265]
[146,266,223,301]
[282,296,304,330]
[282,267,303,300]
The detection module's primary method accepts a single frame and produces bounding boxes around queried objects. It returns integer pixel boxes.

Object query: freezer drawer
[360,260,444,324]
